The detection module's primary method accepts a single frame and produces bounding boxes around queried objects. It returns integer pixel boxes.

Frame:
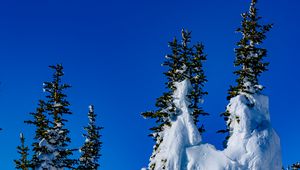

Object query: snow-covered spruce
[143,79,281,170]
[220,0,273,147]
[25,64,76,170]
[142,29,208,170]
[149,79,201,170]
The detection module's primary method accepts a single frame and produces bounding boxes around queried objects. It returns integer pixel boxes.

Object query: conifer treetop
[142,29,208,169]
[220,0,273,148]
[77,105,103,170]
[14,133,31,170]
[229,0,272,98]
[39,64,76,169]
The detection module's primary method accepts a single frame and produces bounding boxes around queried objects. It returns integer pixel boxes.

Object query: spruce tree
[77,105,103,170]
[14,133,31,170]
[189,42,209,133]
[142,29,208,169]
[39,64,77,169]
[24,100,49,167]
[24,64,76,169]
[219,0,273,147]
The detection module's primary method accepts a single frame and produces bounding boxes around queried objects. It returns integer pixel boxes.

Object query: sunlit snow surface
[146,80,282,170]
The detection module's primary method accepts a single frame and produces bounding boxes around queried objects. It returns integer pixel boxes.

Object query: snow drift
[146,79,282,170]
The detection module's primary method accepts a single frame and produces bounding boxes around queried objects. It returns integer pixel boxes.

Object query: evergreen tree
[219,0,273,147]
[25,64,77,169]
[39,64,77,169]
[24,100,49,167]
[142,29,208,169]
[189,42,209,133]
[14,133,31,170]
[77,105,103,170]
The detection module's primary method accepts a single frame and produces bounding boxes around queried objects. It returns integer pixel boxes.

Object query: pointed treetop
[20,133,24,140]
[14,133,31,170]
[89,105,94,113]
[181,29,191,47]
[49,64,64,77]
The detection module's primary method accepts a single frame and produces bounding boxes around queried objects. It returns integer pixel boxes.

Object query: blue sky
[0,0,299,169]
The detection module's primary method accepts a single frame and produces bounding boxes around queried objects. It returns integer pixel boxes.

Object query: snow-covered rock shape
[224,94,282,169]
[146,79,282,170]
[186,94,282,170]
[150,79,201,170]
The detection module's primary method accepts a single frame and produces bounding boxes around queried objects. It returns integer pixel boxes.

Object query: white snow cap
[89,105,94,112]
[19,133,24,139]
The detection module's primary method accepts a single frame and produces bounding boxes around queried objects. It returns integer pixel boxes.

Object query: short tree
[14,133,31,170]
[77,105,103,170]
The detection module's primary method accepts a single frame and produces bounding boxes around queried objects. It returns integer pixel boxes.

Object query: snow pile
[146,79,282,170]
[149,80,201,170]
[224,94,282,169]
[186,94,282,170]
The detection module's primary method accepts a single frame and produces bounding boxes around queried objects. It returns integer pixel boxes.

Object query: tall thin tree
[77,105,103,170]
[40,64,77,169]
[14,133,31,170]
[142,29,208,169]
[219,0,273,147]
[25,100,49,168]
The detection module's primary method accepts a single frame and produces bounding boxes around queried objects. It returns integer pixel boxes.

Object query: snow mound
[146,80,282,170]
[150,80,201,170]
[187,144,236,170]
[224,94,282,169]
[186,94,282,170]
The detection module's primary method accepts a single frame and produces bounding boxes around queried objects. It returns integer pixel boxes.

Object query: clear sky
[0,0,299,169]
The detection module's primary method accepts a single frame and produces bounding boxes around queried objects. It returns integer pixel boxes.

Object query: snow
[37,138,63,170]
[148,79,201,170]
[186,144,235,170]
[224,94,282,169]
[19,133,24,139]
[53,103,63,108]
[89,105,94,112]
[175,64,187,74]
[187,93,282,170]
[145,79,282,170]
[36,125,69,170]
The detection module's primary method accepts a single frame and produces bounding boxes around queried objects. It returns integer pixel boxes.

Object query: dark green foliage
[77,105,103,170]
[14,133,31,170]
[219,0,273,148]
[25,64,77,169]
[42,64,77,168]
[230,0,272,98]
[142,29,208,169]
[189,42,209,133]
[24,100,49,167]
